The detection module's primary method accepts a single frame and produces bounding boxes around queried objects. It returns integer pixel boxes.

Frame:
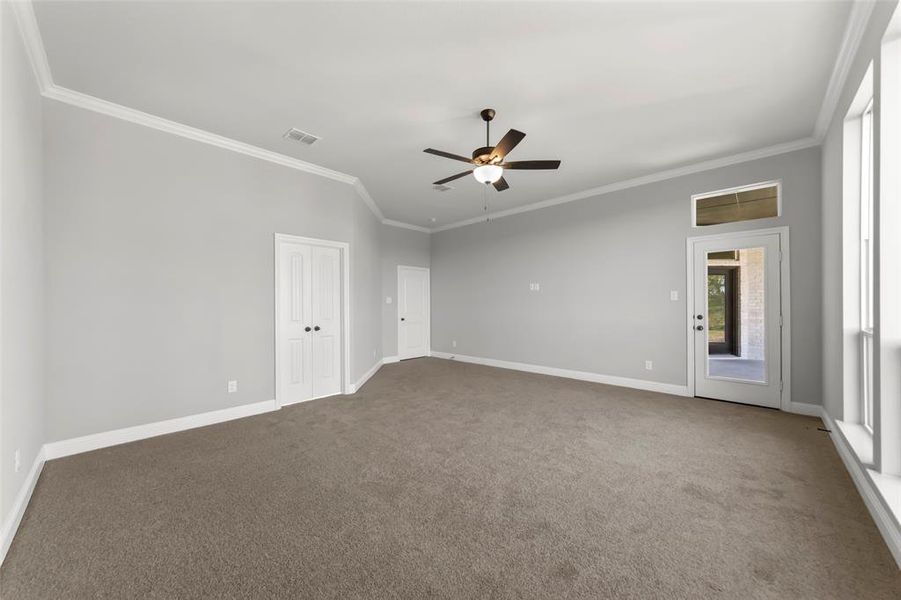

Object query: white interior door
[277,238,343,405]
[398,266,430,360]
[311,245,341,398]
[278,242,313,405]
[691,232,783,408]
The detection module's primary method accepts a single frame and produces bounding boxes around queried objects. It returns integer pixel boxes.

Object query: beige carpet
[2,358,899,599]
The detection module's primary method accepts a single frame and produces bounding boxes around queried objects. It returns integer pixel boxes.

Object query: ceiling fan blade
[489,129,526,161]
[501,160,561,170]
[424,148,475,164]
[433,170,473,185]
[492,177,510,192]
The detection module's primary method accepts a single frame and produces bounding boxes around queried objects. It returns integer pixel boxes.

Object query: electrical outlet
[670,290,679,301]
[452,340,457,348]
[645,360,653,370]
[14,449,21,473]
[227,380,238,393]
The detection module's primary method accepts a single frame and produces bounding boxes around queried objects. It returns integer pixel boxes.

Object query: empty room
[2,0,901,597]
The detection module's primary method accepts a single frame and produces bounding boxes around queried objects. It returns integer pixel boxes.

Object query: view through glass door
[692,232,783,408]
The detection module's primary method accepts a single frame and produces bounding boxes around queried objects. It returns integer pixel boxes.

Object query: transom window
[692,181,781,227]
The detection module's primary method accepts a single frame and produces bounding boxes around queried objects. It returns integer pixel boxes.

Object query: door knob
[401,317,405,321]
[695,325,704,331]
[314,326,320,331]
[304,326,311,332]
[696,314,704,320]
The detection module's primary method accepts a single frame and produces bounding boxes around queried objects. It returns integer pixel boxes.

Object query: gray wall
[380,225,430,358]
[352,197,382,380]
[43,100,378,442]
[431,147,823,405]
[821,0,899,420]
[1,3,45,524]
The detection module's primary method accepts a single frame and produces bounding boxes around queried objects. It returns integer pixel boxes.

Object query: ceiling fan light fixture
[473,164,503,184]
[424,109,560,191]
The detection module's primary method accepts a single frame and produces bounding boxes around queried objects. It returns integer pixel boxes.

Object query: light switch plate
[227,380,238,393]
[670,290,679,301]
[386,296,393,304]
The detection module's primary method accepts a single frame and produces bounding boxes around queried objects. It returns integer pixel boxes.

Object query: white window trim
[859,97,875,433]
[860,98,875,331]
[690,180,782,228]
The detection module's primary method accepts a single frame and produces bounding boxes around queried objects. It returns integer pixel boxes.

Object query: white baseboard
[382,355,400,364]
[822,410,901,569]
[1,447,45,565]
[429,351,691,397]
[349,359,383,393]
[786,401,823,417]
[44,399,278,460]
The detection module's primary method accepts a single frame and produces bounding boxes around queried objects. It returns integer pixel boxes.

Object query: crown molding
[430,136,819,233]
[351,179,383,220]
[382,219,431,233]
[8,0,434,233]
[12,0,848,236]
[9,0,52,92]
[814,0,877,140]
[45,85,360,185]
[48,84,431,231]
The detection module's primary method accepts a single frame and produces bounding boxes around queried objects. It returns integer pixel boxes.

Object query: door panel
[692,233,782,408]
[311,245,342,397]
[278,243,313,404]
[398,267,430,360]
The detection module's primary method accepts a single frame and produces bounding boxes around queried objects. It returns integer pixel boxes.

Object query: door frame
[397,265,430,360]
[685,226,792,410]
[274,233,351,407]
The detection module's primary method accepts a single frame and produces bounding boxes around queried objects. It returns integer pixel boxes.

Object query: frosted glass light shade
[473,164,503,184]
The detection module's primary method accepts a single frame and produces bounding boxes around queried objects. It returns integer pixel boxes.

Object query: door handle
[314,326,320,331]
[304,326,311,332]
[695,325,704,331]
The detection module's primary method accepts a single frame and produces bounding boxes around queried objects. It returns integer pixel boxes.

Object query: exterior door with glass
[691,232,783,408]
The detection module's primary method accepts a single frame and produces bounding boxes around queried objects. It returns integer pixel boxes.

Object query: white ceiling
[33,1,852,228]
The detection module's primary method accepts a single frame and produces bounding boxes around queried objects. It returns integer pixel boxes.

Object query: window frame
[859,97,876,432]
[690,180,783,228]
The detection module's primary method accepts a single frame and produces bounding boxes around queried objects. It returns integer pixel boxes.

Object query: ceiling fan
[424,108,561,191]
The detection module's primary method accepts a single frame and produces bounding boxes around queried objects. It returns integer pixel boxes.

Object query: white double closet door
[277,240,342,405]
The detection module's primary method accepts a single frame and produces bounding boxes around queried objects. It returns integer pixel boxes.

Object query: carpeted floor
[2,358,900,599]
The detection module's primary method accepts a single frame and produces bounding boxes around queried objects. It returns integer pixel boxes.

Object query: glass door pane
[706,247,766,383]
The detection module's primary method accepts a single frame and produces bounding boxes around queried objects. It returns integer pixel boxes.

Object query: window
[860,98,875,432]
[692,181,781,227]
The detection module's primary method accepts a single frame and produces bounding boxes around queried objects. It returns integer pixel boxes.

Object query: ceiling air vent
[283,128,320,145]
[432,184,454,192]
